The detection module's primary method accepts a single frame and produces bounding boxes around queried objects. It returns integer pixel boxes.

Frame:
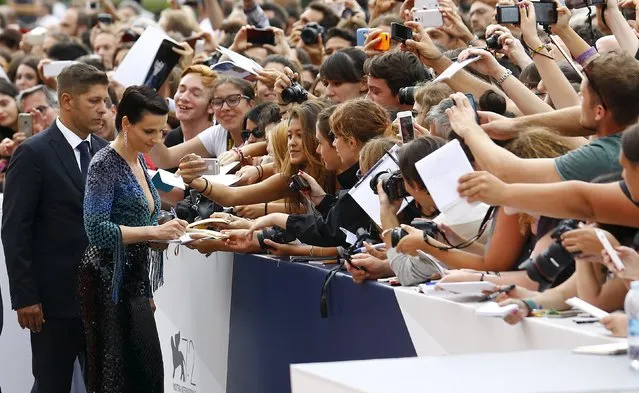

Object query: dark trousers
[30,317,86,393]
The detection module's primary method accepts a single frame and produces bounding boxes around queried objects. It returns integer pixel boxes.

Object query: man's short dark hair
[364,51,432,96]
[325,27,356,47]
[77,54,106,71]
[47,41,91,61]
[57,63,109,101]
[587,51,639,126]
[261,2,288,24]
[0,29,22,51]
[263,54,303,76]
[257,103,281,132]
[308,2,340,30]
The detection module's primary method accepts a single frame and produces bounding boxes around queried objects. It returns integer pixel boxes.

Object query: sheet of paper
[152,169,185,191]
[219,161,240,175]
[202,174,239,187]
[433,55,481,83]
[414,139,474,213]
[347,145,411,227]
[435,281,496,295]
[475,302,519,318]
[216,46,263,75]
[113,26,178,88]
[340,227,358,246]
[156,234,207,244]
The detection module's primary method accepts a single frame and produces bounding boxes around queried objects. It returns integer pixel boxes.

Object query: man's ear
[359,75,368,93]
[59,92,72,111]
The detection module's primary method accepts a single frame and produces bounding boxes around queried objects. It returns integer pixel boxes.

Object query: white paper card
[43,61,78,78]
[340,227,358,246]
[596,229,625,271]
[565,297,610,319]
[435,281,496,295]
[219,161,240,175]
[433,55,481,83]
[156,169,185,190]
[347,145,411,227]
[113,26,178,88]
[216,46,263,75]
[415,139,475,213]
[475,302,519,318]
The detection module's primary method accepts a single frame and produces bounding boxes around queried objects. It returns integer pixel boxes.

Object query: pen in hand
[479,284,516,302]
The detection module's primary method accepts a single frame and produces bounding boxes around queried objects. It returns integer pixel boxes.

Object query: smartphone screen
[397,111,415,142]
[246,28,276,46]
[533,2,558,24]
[390,22,413,42]
[496,6,520,24]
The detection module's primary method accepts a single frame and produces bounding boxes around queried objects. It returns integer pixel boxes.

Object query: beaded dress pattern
[78,145,164,393]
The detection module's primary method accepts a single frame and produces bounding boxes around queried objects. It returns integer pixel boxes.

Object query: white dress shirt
[56,118,92,170]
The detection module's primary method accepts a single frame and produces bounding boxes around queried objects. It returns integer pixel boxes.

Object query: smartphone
[397,111,415,143]
[413,9,444,28]
[18,113,33,138]
[391,22,413,43]
[356,28,369,46]
[596,229,625,271]
[496,5,520,24]
[97,13,113,25]
[464,93,480,124]
[246,28,276,46]
[533,1,558,25]
[415,0,439,9]
[202,158,220,175]
[623,7,637,20]
[289,174,311,192]
[43,60,77,78]
[194,39,205,55]
[374,32,391,51]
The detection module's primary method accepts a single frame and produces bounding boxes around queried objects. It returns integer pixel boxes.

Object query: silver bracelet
[495,69,513,86]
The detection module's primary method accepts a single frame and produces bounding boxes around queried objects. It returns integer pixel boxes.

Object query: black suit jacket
[1,123,108,318]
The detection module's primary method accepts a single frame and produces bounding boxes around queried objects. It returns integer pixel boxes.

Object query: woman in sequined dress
[79,86,188,393]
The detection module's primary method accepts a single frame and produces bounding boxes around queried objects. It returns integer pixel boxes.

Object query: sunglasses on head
[241,127,265,141]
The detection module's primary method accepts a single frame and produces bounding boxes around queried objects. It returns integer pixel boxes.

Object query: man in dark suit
[2,63,110,393]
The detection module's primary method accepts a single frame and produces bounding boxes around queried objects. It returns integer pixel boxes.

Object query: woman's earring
[123,129,128,148]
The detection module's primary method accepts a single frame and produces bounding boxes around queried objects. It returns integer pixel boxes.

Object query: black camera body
[289,174,311,192]
[486,35,502,50]
[301,23,326,45]
[398,86,416,106]
[370,170,409,201]
[257,227,297,250]
[281,82,308,104]
[390,219,438,248]
[520,219,580,289]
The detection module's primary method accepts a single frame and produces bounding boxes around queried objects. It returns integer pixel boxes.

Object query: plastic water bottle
[625,281,639,370]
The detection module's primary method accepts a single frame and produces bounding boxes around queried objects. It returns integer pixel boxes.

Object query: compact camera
[281,82,308,104]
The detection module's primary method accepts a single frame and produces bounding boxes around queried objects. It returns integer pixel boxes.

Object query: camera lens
[281,82,308,104]
[486,35,502,50]
[301,23,325,46]
[398,86,416,106]
[391,227,408,248]
[257,227,297,249]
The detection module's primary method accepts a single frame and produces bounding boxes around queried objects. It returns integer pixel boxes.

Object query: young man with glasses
[447,52,639,184]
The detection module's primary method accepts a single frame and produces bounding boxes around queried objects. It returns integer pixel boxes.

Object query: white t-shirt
[198,124,230,158]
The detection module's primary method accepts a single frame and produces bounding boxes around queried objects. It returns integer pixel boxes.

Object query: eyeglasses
[241,127,264,141]
[583,68,607,110]
[211,94,251,109]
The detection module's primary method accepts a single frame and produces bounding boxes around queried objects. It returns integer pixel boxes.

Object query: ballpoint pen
[479,284,516,302]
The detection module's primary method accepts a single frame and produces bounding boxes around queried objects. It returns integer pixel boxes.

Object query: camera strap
[320,261,344,318]
[427,206,496,251]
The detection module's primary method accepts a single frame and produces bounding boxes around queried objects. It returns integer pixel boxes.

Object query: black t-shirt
[163,126,183,173]
[620,180,639,207]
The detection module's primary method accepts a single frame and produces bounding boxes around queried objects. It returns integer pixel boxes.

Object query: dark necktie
[78,140,92,181]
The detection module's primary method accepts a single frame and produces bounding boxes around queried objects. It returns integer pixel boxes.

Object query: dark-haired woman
[79,85,188,393]
[319,47,368,104]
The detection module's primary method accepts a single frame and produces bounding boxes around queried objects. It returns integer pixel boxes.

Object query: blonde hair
[359,136,400,173]
[269,121,289,172]
[414,82,453,119]
[506,128,573,234]
[330,99,394,145]
[181,65,218,100]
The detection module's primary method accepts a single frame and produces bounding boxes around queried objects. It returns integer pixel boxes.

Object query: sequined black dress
[78,146,164,393]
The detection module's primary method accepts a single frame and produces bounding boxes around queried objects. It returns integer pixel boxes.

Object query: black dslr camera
[398,86,416,106]
[301,22,325,45]
[390,219,439,248]
[257,227,297,250]
[486,34,502,50]
[281,82,308,104]
[370,170,409,200]
[519,219,580,290]
[289,174,311,192]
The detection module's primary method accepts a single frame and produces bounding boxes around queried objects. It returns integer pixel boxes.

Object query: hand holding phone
[18,113,33,138]
[396,111,415,142]
[596,229,625,271]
